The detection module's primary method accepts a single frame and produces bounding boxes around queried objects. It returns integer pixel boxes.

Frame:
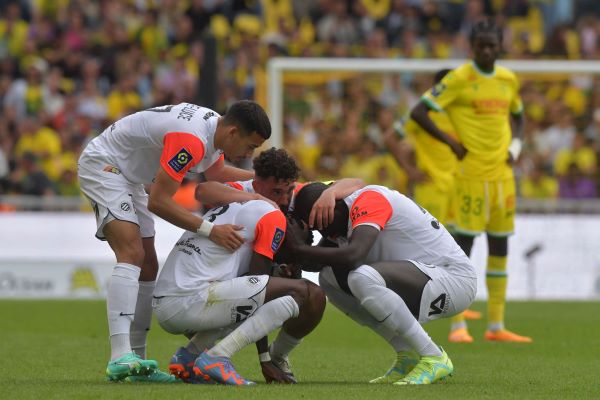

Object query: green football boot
[369,351,419,384]
[394,347,453,385]
[124,369,181,383]
[106,352,158,381]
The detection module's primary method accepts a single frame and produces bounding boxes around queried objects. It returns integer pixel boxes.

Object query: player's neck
[472,60,495,74]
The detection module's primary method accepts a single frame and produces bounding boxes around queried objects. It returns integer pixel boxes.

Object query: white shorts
[408,260,477,324]
[78,149,155,240]
[152,275,269,335]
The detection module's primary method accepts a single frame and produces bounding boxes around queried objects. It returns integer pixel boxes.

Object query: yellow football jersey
[422,62,523,181]
[405,111,458,193]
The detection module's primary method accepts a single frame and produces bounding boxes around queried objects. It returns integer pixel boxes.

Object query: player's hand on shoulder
[260,360,295,384]
[209,224,244,251]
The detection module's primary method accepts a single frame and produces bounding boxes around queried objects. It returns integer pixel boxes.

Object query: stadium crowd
[1,0,600,206]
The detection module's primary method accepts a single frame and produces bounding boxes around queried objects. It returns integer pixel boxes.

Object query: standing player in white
[287,183,477,385]
[153,199,326,385]
[77,100,271,382]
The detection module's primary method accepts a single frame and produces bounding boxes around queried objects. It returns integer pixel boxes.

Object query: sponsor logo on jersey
[203,111,216,121]
[350,206,368,222]
[175,238,202,255]
[168,148,193,172]
[271,227,284,252]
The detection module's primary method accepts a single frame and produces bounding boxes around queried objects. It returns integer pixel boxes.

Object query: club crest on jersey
[271,228,284,252]
[431,82,446,97]
[168,148,193,172]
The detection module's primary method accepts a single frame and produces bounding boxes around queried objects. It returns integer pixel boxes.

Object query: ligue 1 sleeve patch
[168,148,193,172]
[271,227,284,252]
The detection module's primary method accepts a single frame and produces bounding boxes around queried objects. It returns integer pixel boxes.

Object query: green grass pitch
[1,300,598,399]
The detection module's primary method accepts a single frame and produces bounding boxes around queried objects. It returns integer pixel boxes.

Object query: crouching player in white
[153,199,326,385]
[287,183,477,385]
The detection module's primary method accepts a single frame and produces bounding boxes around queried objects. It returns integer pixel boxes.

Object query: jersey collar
[471,60,496,77]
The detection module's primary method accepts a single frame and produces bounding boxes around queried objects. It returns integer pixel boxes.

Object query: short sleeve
[253,210,287,260]
[160,132,205,182]
[421,71,463,111]
[350,190,393,230]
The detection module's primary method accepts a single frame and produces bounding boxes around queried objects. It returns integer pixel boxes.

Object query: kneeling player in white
[287,183,477,385]
[153,199,325,385]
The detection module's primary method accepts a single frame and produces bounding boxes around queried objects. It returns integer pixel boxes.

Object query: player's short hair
[253,147,300,182]
[469,19,503,44]
[434,69,451,84]
[222,100,272,139]
[290,182,328,224]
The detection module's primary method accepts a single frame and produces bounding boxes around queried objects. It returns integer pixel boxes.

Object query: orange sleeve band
[225,182,244,191]
[253,210,287,260]
[160,132,205,182]
[350,191,393,229]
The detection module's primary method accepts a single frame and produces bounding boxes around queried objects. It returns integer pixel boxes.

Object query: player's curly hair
[469,19,503,44]
[223,100,271,139]
[253,147,300,182]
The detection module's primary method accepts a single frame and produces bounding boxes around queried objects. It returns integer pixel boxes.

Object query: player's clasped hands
[209,224,245,251]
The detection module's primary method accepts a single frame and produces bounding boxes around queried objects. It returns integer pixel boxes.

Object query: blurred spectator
[1,0,600,202]
[554,132,597,177]
[520,161,559,199]
[559,162,597,199]
[8,152,56,197]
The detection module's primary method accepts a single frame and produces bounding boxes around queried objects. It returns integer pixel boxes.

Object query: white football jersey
[341,185,475,279]
[154,200,286,297]
[82,103,224,184]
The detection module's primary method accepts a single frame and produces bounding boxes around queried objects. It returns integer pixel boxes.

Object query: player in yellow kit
[410,20,531,343]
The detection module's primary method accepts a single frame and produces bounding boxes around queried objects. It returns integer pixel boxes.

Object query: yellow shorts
[414,181,454,226]
[453,177,515,237]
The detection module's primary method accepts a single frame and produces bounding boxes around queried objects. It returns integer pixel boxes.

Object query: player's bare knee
[115,245,145,266]
[307,281,326,313]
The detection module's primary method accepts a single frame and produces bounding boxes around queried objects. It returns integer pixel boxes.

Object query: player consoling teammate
[78,100,270,382]
[410,19,531,343]
[286,182,477,385]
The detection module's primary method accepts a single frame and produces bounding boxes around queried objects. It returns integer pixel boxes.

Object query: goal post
[266,57,600,148]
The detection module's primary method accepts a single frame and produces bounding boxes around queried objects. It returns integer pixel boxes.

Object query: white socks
[107,263,140,361]
[130,280,155,359]
[270,329,302,359]
[348,265,441,357]
[187,328,231,355]
[319,269,411,353]
[208,296,299,359]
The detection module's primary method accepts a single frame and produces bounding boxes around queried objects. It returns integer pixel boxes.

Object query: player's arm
[195,181,261,206]
[204,156,254,182]
[382,121,428,184]
[410,101,466,159]
[309,178,366,230]
[288,222,380,271]
[149,169,244,250]
[508,110,525,164]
